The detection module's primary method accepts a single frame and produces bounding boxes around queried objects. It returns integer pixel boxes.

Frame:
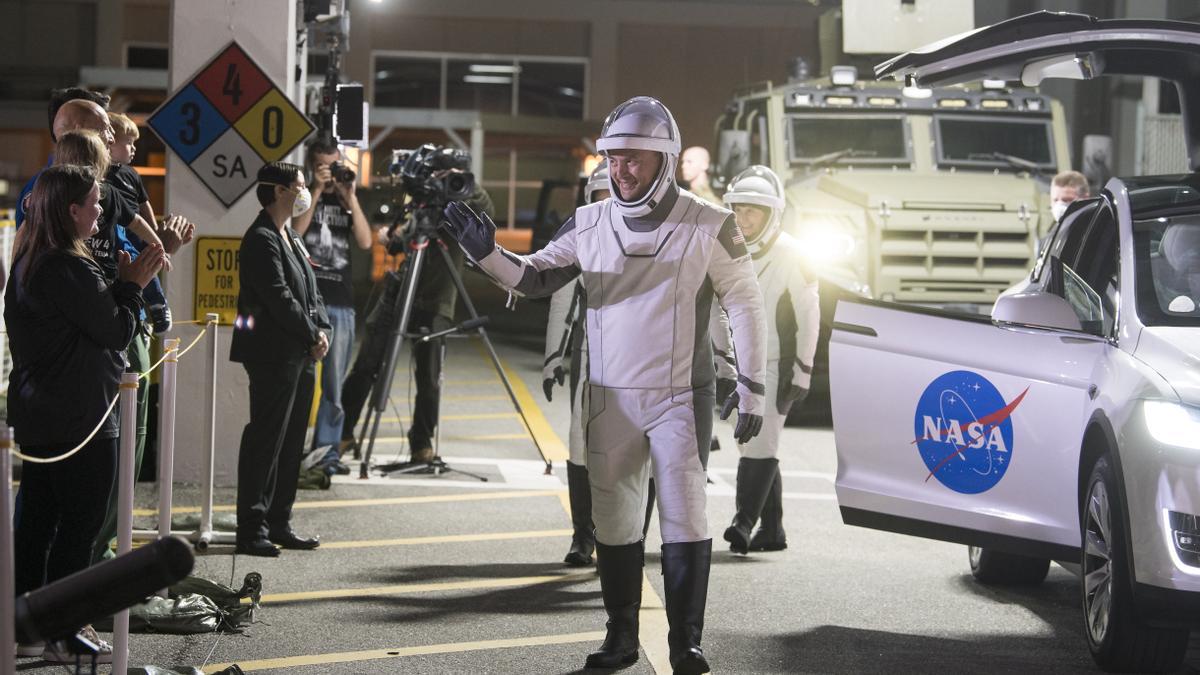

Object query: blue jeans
[315,304,355,450]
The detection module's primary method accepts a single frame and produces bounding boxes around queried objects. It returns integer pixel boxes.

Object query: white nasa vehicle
[830,12,1200,673]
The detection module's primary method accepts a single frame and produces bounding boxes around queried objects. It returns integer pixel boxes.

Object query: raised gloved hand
[442,200,497,261]
[148,304,172,334]
[715,377,736,407]
[777,385,808,416]
[542,364,566,401]
[720,389,763,444]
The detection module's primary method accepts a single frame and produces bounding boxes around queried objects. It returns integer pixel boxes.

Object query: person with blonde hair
[7,164,165,662]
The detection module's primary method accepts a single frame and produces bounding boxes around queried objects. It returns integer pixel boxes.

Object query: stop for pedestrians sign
[149,42,315,208]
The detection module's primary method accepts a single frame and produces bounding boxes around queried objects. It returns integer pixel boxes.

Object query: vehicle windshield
[789,115,908,166]
[1134,214,1200,327]
[935,115,1055,172]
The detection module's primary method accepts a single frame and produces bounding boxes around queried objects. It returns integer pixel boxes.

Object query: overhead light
[830,65,858,86]
[982,79,1006,90]
[937,98,970,108]
[980,99,1012,109]
[469,64,520,74]
[902,85,932,99]
[463,75,512,85]
[867,96,899,107]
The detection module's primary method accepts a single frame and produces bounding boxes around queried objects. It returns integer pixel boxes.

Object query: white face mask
[291,187,312,218]
[1050,200,1069,221]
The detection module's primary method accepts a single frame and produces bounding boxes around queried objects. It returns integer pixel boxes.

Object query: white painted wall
[164,0,298,485]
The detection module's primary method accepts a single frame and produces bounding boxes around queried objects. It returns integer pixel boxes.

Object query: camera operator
[340,148,493,463]
[292,139,372,474]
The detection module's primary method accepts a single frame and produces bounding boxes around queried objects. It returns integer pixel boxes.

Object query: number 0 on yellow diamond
[234,89,312,163]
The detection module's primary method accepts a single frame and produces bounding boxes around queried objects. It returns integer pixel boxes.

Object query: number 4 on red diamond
[193,44,273,124]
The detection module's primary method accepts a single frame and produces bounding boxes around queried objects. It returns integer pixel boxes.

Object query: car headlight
[798,229,856,266]
[1144,400,1200,450]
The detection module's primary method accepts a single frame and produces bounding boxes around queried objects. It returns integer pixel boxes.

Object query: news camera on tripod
[339,144,494,468]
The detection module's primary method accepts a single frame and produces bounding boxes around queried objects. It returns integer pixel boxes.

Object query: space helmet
[595,96,680,217]
[584,163,610,205]
[723,164,785,255]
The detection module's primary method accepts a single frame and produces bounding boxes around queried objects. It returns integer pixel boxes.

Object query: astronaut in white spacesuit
[543,164,609,567]
[443,96,766,674]
[713,165,819,554]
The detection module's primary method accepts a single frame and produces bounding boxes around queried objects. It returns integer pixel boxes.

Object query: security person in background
[230,162,331,557]
[1050,170,1090,222]
[543,163,609,567]
[444,96,767,675]
[713,165,819,554]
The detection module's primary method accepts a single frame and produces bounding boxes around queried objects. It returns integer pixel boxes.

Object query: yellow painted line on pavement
[379,411,519,424]
[256,567,596,604]
[475,343,569,462]
[132,489,561,517]
[202,630,606,673]
[320,528,572,550]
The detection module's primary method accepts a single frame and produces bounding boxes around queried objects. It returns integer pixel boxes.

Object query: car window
[1045,200,1119,337]
[1032,199,1100,283]
[1134,214,1200,327]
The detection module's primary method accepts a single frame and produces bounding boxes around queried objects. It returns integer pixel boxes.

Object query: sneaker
[42,625,112,664]
[15,641,45,658]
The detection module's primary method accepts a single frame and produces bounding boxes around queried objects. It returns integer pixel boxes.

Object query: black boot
[723,457,778,554]
[750,466,787,552]
[585,541,643,668]
[564,462,596,566]
[661,539,712,675]
[642,478,656,539]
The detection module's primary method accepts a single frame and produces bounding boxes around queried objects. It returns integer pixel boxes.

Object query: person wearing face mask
[230,162,331,557]
[712,165,819,555]
[1050,170,1090,222]
[444,96,767,675]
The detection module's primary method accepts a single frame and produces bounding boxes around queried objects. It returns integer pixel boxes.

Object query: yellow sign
[194,237,242,324]
[234,88,316,163]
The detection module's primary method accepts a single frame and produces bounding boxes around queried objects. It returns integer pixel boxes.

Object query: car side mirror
[992,291,1083,332]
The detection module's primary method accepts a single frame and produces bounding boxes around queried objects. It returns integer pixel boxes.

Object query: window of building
[374,55,442,109]
[125,44,167,70]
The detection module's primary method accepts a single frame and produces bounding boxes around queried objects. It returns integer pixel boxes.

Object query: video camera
[389,144,475,204]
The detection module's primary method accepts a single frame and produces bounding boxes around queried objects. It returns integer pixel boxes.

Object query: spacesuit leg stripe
[587,387,652,546]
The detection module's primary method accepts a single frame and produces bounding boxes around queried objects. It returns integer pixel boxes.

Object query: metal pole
[114,371,140,675]
[156,338,180,596]
[199,313,219,551]
[0,427,15,675]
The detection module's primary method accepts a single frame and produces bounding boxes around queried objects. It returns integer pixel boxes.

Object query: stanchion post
[114,371,139,674]
[156,338,180,596]
[1,427,15,675]
[199,313,219,550]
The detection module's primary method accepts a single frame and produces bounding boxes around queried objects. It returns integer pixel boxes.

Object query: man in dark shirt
[293,140,372,472]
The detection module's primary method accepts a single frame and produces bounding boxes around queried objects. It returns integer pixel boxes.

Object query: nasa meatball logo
[912,371,1029,494]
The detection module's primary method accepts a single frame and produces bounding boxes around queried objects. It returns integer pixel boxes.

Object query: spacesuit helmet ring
[596,96,681,217]
[723,164,785,255]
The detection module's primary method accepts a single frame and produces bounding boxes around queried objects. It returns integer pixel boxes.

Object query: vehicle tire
[1081,456,1188,673]
[967,545,1050,585]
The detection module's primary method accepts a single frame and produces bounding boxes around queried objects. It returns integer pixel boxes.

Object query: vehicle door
[830,200,1121,559]
[874,11,1200,170]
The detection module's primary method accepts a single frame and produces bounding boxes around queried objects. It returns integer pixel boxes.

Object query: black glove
[542,365,565,401]
[719,390,764,444]
[149,304,172,334]
[442,200,497,261]
[777,385,809,416]
[715,377,736,406]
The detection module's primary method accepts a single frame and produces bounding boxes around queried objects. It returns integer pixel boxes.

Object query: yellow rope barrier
[11,320,217,464]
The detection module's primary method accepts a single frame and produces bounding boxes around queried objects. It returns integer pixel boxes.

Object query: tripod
[356,207,553,480]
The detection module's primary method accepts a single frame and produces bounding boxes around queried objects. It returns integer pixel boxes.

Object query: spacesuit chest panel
[575,198,712,389]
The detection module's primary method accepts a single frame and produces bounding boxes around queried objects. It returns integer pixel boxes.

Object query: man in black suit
[230,161,331,557]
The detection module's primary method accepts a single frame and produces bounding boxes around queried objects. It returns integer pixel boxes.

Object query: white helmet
[584,163,610,205]
[723,165,785,255]
[596,96,681,217]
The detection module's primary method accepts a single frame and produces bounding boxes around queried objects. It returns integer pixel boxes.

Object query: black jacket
[5,251,143,448]
[230,210,331,364]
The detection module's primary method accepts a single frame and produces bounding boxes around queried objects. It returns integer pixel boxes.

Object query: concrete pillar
[588,17,618,121]
[165,0,299,485]
[95,0,125,68]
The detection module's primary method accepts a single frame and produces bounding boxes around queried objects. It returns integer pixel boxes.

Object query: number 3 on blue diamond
[148,84,228,164]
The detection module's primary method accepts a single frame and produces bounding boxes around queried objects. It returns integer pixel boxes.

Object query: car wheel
[967,545,1050,585]
[1082,456,1188,673]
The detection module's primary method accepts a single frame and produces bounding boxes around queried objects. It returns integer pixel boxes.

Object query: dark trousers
[94,331,150,562]
[236,358,315,543]
[340,303,442,450]
[14,436,118,596]
[340,273,402,444]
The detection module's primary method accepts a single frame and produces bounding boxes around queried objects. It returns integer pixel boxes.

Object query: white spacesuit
[543,164,608,567]
[713,165,819,554]
[444,96,766,675]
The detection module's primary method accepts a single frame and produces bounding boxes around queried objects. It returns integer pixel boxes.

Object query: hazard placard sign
[194,237,242,325]
[149,42,315,208]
